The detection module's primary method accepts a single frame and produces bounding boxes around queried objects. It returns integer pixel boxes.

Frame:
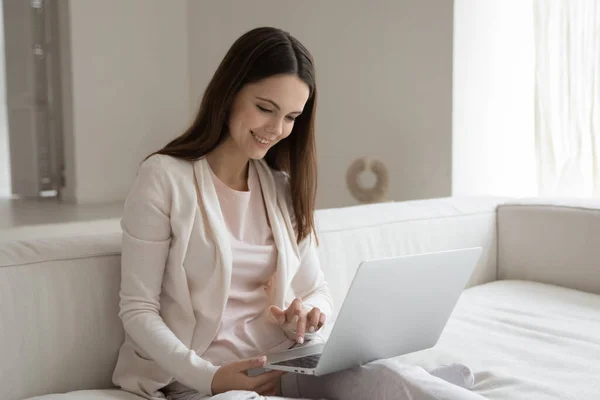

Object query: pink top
[201,163,294,366]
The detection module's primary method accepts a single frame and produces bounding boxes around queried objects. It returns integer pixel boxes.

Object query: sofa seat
[397,280,600,399]
[27,280,600,400]
[26,390,144,400]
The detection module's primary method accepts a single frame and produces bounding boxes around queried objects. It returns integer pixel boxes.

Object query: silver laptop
[261,247,482,376]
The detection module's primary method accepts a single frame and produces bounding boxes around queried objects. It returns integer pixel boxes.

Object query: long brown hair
[148,27,318,244]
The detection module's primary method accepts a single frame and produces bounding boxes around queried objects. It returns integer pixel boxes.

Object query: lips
[251,130,274,145]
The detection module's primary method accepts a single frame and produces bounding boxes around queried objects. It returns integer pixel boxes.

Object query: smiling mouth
[251,131,273,145]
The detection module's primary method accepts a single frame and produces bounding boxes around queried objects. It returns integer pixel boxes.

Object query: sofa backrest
[314,196,506,329]
[0,196,506,399]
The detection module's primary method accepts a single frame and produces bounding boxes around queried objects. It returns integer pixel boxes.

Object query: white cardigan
[112,154,333,399]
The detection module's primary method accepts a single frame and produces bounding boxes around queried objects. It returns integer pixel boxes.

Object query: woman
[112,27,482,400]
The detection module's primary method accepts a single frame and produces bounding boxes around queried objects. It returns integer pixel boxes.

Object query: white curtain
[534,0,600,197]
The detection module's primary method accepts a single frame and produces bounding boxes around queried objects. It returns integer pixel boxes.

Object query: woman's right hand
[211,356,286,396]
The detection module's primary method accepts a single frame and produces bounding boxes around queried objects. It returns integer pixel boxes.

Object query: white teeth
[252,132,271,145]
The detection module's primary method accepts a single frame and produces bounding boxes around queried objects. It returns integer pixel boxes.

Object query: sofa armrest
[497,198,600,295]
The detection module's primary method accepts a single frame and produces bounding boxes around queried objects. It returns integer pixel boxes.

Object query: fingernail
[309,326,315,333]
[297,336,304,344]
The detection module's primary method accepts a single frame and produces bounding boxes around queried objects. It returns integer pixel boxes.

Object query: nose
[265,116,284,137]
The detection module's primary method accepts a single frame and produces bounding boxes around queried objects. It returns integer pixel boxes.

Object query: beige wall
[0,3,9,198]
[60,0,453,208]
[188,0,453,208]
[60,0,190,204]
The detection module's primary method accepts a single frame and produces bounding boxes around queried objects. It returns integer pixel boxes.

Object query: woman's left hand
[270,298,326,344]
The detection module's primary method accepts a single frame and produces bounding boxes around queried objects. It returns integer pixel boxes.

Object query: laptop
[261,247,482,376]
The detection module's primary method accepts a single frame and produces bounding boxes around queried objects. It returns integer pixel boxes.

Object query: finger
[317,313,326,330]
[295,310,307,344]
[269,305,286,324]
[233,356,266,373]
[249,370,286,388]
[307,308,321,333]
[285,298,303,323]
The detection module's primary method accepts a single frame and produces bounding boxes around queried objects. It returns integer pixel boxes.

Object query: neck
[205,141,250,191]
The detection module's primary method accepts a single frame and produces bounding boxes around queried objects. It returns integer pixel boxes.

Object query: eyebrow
[255,96,303,115]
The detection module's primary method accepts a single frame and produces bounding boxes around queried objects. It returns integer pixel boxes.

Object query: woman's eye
[257,105,272,113]
[286,115,296,122]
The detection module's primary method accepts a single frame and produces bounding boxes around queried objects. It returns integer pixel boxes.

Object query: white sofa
[1,196,600,400]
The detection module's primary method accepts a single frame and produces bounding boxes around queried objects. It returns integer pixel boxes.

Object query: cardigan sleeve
[290,235,334,320]
[118,155,219,395]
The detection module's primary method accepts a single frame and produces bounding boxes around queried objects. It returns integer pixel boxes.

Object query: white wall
[60,0,190,204]
[188,0,454,209]
[0,2,10,198]
[452,0,537,197]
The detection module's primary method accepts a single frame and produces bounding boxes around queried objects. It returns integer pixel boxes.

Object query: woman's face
[227,74,310,160]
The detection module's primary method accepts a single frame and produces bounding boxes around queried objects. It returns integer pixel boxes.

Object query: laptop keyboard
[272,353,322,369]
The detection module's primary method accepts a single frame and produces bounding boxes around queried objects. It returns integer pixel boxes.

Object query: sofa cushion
[397,280,600,399]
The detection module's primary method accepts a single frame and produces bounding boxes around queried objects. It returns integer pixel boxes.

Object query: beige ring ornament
[346,157,390,204]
